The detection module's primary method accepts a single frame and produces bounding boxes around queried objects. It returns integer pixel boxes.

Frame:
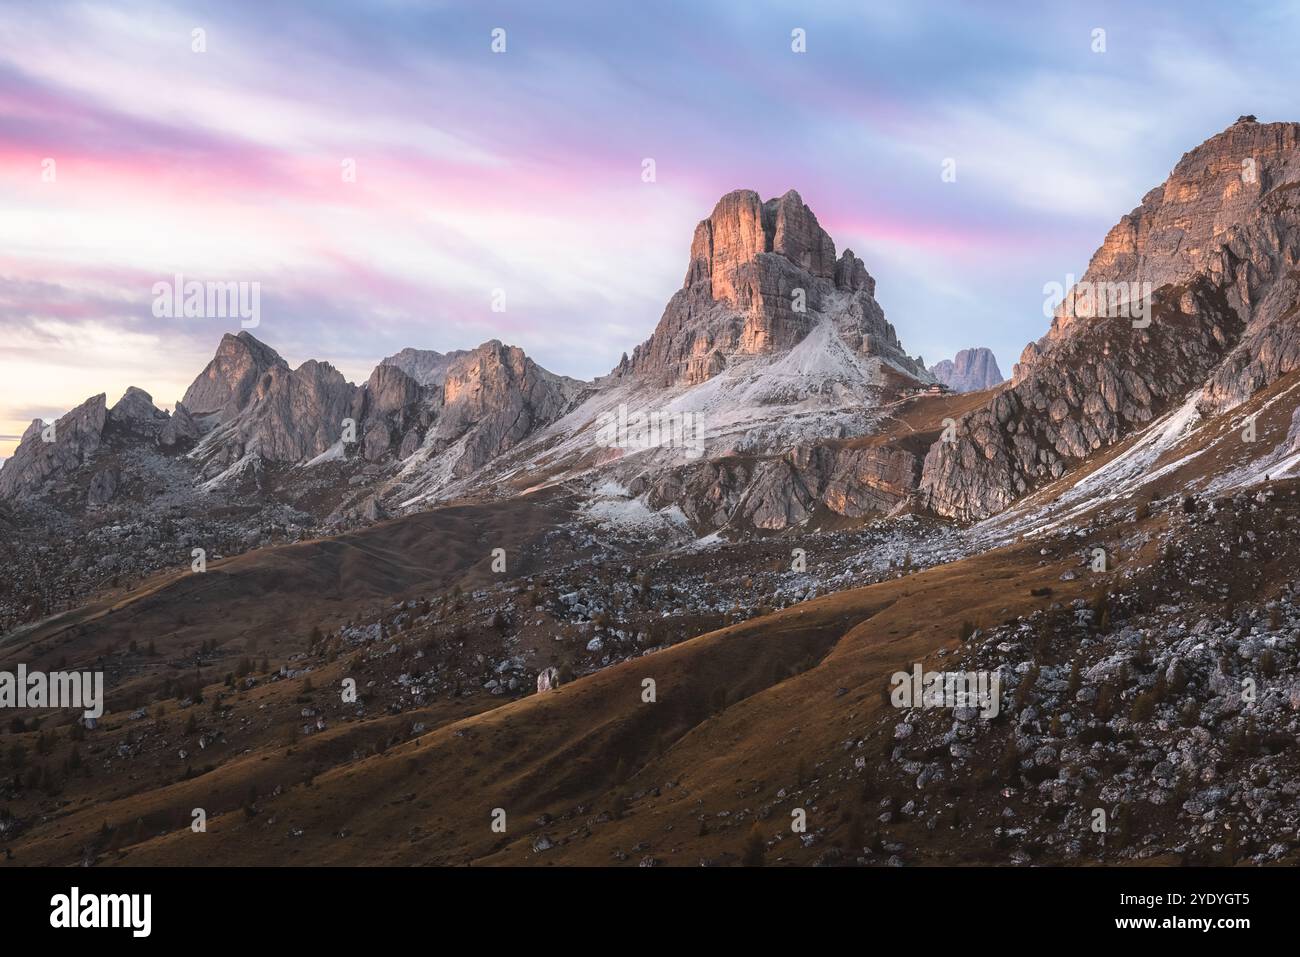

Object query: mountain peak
[0,393,107,499]
[926,119,1300,521]
[684,188,836,299]
[929,348,1004,393]
[623,189,922,387]
[183,332,288,420]
[108,386,166,428]
[1016,116,1300,397]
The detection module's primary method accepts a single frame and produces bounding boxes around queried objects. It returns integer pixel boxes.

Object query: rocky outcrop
[108,387,167,431]
[622,189,927,387]
[682,188,837,300]
[360,494,387,523]
[380,347,468,387]
[791,442,922,520]
[920,279,1244,520]
[87,466,120,506]
[158,401,199,448]
[0,394,107,499]
[182,331,287,420]
[428,341,582,478]
[637,439,923,532]
[195,360,361,470]
[929,348,1004,393]
[366,363,423,416]
[537,666,561,693]
[359,363,429,463]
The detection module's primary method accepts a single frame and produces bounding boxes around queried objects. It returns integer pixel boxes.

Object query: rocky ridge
[0,394,108,500]
[8,123,1300,543]
[924,118,1300,521]
[380,347,470,387]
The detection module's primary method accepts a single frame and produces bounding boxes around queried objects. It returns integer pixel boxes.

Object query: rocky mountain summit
[929,348,1004,393]
[921,279,1243,520]
[1017,116,1300,405]
[620,189,926,387]
[387,340,586,503]
[437,189,937,531]
[0,393,107,500]
[925,117,1300,521]
[182,331,287,422]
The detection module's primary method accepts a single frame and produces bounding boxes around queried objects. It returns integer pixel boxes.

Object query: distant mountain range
[0,187,938,533]
[929,348,1003,393]
[6,117,1300,540]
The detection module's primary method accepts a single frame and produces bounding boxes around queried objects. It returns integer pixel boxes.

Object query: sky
[3,0,1299,459]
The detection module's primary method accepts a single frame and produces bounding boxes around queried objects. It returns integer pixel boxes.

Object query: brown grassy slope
[1,489,577,679]
[63,531,1086,867]
[828,386,1000,458]
[11,374,1297,867]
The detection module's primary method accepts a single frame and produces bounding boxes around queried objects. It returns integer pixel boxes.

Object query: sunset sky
[3,0,1299,459]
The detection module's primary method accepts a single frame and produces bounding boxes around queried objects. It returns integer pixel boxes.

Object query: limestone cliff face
[921,279,1244,520]
[1017,117,1300,409]
[0,394,107,499]
[196,359,362,469]
[631,440,923,532]
[379,347,468,387]
[930,348,1004,393]
[359,364,428,463]
[428,340,583,479]
[181,331,287,420]
[923,118,1300,521]
[622,189,925,387]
